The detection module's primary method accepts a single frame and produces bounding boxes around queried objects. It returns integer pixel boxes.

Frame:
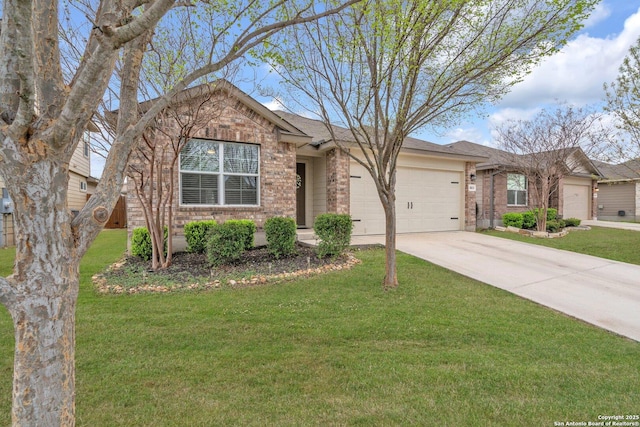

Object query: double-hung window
[180,139,259,206]
[507,173,527,206]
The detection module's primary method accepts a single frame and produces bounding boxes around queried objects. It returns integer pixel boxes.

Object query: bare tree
[128,84,230,269]
[605,35,640,158]
[494,104,613,231]
[271,0,598,289]
[0,0,360,424]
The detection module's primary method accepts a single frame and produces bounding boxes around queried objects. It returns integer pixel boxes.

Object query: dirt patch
[93,244,361,294]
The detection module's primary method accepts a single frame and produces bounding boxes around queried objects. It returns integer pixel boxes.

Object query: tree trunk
[382,200,398,290]
[10,289,77,426]
[1,163,80,426]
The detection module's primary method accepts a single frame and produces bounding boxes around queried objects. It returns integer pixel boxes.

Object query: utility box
[0,188,13,214]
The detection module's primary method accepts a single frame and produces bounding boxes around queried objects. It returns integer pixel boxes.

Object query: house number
[296,174,302,189]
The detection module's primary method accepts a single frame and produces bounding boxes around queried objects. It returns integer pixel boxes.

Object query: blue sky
[257,1,640,148]
[89,1,640,176]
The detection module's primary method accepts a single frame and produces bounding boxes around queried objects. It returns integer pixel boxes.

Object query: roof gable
[137,80,312,146]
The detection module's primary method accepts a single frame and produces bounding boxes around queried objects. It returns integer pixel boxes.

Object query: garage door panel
[563,184,590,220]
[350,163,463,235]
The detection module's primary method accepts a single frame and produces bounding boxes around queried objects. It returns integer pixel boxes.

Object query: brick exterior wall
[477,170,533,227]
[127,96,297,239]
[326,148,350,214]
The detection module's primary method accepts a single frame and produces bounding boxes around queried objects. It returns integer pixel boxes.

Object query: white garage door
[350,162,463,235]
[563,184,590,219]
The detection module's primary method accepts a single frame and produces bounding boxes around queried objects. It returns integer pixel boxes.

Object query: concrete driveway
[350,231,640,342]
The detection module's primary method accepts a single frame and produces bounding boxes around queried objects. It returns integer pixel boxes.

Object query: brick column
[465,162,477,231]
[326,148,350,214]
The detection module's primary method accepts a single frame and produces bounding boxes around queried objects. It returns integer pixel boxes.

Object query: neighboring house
[0,130,94,247]
[449,140,601,228]
[126,81,486,242]
[593,159,640,222]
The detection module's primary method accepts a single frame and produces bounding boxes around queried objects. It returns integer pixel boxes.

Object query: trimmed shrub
[313,213,353,259]
[522,211,536,230]
[502,213,524,229]
[131,226,167,261]
[546,219,566,233]
[564,218,581,227]
[225,219,257,250]
[184,220,218,254]
[206,222,246,267]
[531,207,558,225]
[264,216,297,259]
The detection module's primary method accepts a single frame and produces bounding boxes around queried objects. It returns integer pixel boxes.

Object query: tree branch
[3,0,36,139]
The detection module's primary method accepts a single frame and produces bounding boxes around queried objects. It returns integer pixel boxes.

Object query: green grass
[1,229,639,425]
[482,226,640,265]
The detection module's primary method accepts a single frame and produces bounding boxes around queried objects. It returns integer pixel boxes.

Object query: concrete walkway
[582,219,640,231]
[343,231,640,342]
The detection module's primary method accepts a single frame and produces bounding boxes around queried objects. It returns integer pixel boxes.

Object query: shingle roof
[594,159,640,180]
[274,111,486,160]
[447,140,516,167]
[448,140,601,177]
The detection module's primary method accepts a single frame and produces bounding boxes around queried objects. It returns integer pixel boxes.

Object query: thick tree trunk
[10,289,77,425]
[1,161,81,426]
[382,200,398,290]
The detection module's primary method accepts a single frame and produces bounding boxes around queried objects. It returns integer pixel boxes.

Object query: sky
[257,0,640,148]
[89,1,640,177]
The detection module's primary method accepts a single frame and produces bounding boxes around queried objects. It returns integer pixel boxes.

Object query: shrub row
[501,208,581,232]
[132,213,354,265]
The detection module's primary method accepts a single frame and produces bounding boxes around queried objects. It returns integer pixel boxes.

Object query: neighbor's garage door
[563,183,590,219]
[350,162,463,235]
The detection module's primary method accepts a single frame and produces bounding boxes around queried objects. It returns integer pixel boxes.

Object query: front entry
[296,163,306,227]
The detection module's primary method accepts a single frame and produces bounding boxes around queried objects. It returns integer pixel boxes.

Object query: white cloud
[411,124,493,147]
[489,107,541,125]
[498,7,640,109]
[261,97,286,111]
[583,2,611,28]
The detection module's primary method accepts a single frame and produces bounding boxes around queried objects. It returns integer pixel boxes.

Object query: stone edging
[493,225,591,239]
[93,254,362,295]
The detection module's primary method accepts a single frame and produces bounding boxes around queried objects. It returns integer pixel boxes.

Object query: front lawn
[0,229,638,425]
[481,226,640,265]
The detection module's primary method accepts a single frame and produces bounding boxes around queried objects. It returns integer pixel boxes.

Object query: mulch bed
[93,244,361,295]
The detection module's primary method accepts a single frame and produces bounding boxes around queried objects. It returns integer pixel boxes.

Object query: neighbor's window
[179,139,259,206]
[507,174,527,206]
[83,131,90,157]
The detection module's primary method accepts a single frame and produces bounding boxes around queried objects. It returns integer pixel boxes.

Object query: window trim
[179,139,260,207]
[506,173,527,207]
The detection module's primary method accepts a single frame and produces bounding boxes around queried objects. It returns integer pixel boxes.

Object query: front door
[296,163,306,227]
